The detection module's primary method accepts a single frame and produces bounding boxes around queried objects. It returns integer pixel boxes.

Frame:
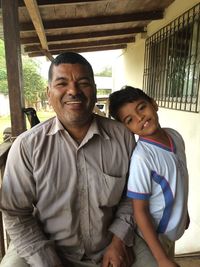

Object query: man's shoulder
[95,114,135,148]
[15,116,56,143]
[95,114,130,132]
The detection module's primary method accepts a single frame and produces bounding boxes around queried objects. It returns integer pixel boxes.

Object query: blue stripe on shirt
[151,171,174,233]
[127,190,151,200]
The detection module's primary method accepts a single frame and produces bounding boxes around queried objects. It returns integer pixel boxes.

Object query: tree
[95,66,112,77]
[0,39,8,94]
[22,56,46,107]
[0,40,47,107]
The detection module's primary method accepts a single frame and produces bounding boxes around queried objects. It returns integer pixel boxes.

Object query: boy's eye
[125,117,132,125]
[138,103,146,110]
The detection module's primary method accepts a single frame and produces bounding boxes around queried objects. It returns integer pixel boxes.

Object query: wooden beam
[19,0,105,7]
[23,0,54,61]
[28,44,127,57]
[23,0,48,51]
[39,48,54,61]
[24,37,134,53]
[21,27,145,45]
[2,0,26,137]
[20,11,164,31]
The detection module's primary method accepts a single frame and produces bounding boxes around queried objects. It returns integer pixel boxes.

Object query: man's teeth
[65,101,81,104]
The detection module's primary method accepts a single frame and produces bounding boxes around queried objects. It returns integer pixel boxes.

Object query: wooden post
[2,0,26,137]
[0,142,12,259]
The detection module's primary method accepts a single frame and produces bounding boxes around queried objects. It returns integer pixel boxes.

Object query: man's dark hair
[48,52,94,83]
[109,85,152,120]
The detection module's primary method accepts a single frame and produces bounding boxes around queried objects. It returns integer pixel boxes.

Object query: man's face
[47,63,97,129]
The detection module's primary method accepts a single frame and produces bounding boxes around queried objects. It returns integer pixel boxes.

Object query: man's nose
[67,82,80,95]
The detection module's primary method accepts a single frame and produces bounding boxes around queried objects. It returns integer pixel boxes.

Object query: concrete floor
[175,254,200,267]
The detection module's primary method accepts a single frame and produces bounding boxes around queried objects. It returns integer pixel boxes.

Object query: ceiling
[2,0,175,60]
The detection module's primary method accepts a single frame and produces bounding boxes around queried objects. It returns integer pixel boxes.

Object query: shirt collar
[46,114,110,141]
[46,116,65,136]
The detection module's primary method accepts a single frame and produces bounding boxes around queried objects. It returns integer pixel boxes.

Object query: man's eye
[78,82,91,88]
[56,82,67,87]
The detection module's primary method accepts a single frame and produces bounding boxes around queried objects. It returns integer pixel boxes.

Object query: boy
[109,86,189,267]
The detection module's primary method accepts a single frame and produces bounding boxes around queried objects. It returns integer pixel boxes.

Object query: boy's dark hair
[48,52,94,83]
[109,85,152,120]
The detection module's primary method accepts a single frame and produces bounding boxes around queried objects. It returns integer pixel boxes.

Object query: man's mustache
[62,94,87,103]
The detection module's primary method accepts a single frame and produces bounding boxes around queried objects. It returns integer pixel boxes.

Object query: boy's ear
[151,99,158,111]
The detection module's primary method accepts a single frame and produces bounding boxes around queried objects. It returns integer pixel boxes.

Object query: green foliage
[97,89,111,95]
[22,57,47,106]
[0,39,8,94]
[95,66,112,77]
[0,39,47,106]
[0,69,8,94]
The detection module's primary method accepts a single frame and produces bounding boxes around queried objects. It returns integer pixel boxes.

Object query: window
[143,3,200,112]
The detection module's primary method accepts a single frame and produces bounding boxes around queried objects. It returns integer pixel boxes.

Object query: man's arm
[101,126,136,266]
[102,196,135,267]
[133,199,179,267]
[0,137,63,267]
[108,196,135,246]
[108,128,136,247]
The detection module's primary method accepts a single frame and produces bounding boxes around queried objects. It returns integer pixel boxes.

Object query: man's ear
[151,99,158,111]
[46,86,51,105]
[94,83,97,103]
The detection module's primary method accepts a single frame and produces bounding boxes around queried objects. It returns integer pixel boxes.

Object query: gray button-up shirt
[0,114,135,267]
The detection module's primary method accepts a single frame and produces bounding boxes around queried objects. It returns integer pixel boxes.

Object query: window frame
[143,3,200,113]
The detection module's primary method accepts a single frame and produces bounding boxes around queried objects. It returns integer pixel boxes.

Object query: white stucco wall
[112,0,200,254]
[112,51,126,91]
[112,37,146,91]
[158,108,200,254]
[0,94,10,116]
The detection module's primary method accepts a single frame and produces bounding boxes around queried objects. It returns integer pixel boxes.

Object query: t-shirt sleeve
[127,152,152,200]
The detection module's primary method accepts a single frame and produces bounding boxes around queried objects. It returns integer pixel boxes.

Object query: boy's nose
[136,113,144,122]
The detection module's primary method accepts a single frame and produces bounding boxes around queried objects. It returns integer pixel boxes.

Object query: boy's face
[117,99,160,138]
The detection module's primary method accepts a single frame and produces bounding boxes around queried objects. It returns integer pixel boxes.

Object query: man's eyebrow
[77,76,91,81]
[54,77,68,82]
[54,76,92,82]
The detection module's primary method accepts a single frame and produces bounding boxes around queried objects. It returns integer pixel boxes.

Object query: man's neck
[65,119,93,144]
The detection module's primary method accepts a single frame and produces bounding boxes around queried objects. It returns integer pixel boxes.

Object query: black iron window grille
[143,3,200,112]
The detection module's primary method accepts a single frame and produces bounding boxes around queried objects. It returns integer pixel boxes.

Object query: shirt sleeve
[0,135,63,267]
[127,151,152,200]
[109,130,136,247]
[108,196,135,246]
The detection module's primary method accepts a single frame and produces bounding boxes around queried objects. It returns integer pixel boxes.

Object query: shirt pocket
[98,172,126,207]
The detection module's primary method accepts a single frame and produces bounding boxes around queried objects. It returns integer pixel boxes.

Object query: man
[0,52,157,267]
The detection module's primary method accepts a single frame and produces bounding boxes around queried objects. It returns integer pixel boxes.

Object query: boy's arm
[132,199,179,267]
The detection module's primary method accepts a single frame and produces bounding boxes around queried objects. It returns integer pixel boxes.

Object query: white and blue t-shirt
[127,128,188,241]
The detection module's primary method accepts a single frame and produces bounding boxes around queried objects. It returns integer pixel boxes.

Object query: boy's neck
[140,128,171,147]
